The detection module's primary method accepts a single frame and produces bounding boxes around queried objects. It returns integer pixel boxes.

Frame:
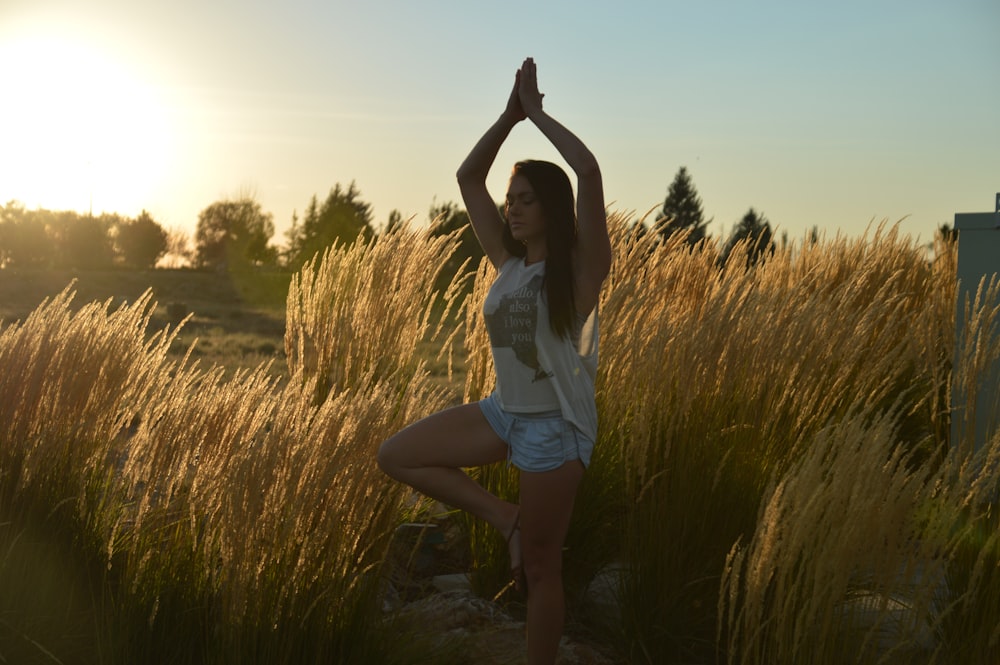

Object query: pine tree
[285,182,374,269]
[656,166,709,247]
[720,207,775,268]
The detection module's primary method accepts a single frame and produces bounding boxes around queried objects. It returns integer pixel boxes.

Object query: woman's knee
[376,426,431,477]
[521,539,564,584]
[376,433,405,476]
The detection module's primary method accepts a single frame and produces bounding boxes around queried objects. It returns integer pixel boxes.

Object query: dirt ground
[395,588,619,665]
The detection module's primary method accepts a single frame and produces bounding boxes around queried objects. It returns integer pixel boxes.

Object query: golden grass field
[1,217,998,664]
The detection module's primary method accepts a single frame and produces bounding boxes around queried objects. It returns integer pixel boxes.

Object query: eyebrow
[505,191,536,203]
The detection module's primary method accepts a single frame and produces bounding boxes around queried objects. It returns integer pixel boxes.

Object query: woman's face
[505,175,546,244]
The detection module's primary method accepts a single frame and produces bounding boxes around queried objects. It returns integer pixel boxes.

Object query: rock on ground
[396,589,619,665]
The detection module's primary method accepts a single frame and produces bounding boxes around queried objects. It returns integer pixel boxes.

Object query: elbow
[574,154,601,180]
[456,162,484,187]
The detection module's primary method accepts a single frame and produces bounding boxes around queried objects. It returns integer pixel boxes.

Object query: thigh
[380,402,509,469]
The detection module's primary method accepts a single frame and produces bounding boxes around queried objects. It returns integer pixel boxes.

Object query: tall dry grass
[285,228,466,404]
[0,225,467,663]
[3,213,998,664]
[721,277,1000,665]
[585,217,965,663]
[0,286,182,663]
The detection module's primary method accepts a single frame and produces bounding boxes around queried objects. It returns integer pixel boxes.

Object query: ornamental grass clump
[591,220,955,663]
[0,286,184,545]
[0,287,183,663]
[720,407,943,665]
[113,364,450,663]
[0,225,468,663]
[108,225,466,662]
[721,275,1000,665]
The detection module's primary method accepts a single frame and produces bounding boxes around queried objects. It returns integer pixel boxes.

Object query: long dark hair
[501,160,577,339]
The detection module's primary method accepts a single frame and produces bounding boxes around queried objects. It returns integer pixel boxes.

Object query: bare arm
[456,72,525,269]
[518,58,611,315]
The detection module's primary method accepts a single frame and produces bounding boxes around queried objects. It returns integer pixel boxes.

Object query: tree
[720,207,775,268]
[284,182,375,269]
[1,203,118,269]
[428,200,484,292]
[116,210,168,269]
[656,166,710,247]
[50,211,116,270]
[0,201,51,268]
[195,197,276,270]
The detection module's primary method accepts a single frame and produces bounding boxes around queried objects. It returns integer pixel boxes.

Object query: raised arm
[456,71,525,269]
[518,58,611,316]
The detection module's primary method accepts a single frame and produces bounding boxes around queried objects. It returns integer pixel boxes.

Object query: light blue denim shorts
[478,393,593,472]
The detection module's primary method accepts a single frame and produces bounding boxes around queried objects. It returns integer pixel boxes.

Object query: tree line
[0,203,173,270]
[0,167,779,273]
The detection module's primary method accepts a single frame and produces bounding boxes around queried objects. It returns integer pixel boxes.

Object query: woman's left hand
[517,57,544,117]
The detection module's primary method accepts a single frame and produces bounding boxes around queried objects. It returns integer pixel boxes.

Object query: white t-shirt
[483,257,599,440]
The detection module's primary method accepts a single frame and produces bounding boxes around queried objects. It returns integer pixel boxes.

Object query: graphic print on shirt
[484,274,553,382]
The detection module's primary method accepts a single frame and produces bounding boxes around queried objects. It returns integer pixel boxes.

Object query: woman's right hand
[504,69,526,123]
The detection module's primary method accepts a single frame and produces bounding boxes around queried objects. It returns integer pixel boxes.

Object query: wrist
[499,109,523,126]
[524,105,545,121]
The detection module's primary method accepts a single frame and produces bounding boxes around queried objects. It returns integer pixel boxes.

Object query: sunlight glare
[0,33,175,215]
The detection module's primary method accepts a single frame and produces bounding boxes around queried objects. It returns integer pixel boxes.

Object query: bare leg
[519,460,584,665]
[377,403,520,549]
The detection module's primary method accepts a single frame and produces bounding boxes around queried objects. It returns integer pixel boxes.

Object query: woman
[377,57,611,665]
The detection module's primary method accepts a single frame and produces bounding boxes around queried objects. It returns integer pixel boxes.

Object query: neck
[523,239,547,265]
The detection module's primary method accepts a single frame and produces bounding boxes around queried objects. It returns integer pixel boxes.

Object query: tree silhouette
[284,182,374,269]
[116,210,168,269]
[0,201,51,268]
[656,166,710,247]
[51,211,117,270]
[195,197,276,270]
[720,207,775,268]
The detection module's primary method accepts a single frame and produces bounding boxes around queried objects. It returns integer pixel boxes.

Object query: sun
[0,31,175,216]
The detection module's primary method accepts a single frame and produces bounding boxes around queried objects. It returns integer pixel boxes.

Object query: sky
[1,0,998,247]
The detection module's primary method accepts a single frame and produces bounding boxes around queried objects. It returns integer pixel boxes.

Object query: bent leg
[377,402,519,537]
[519,460,584,665]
